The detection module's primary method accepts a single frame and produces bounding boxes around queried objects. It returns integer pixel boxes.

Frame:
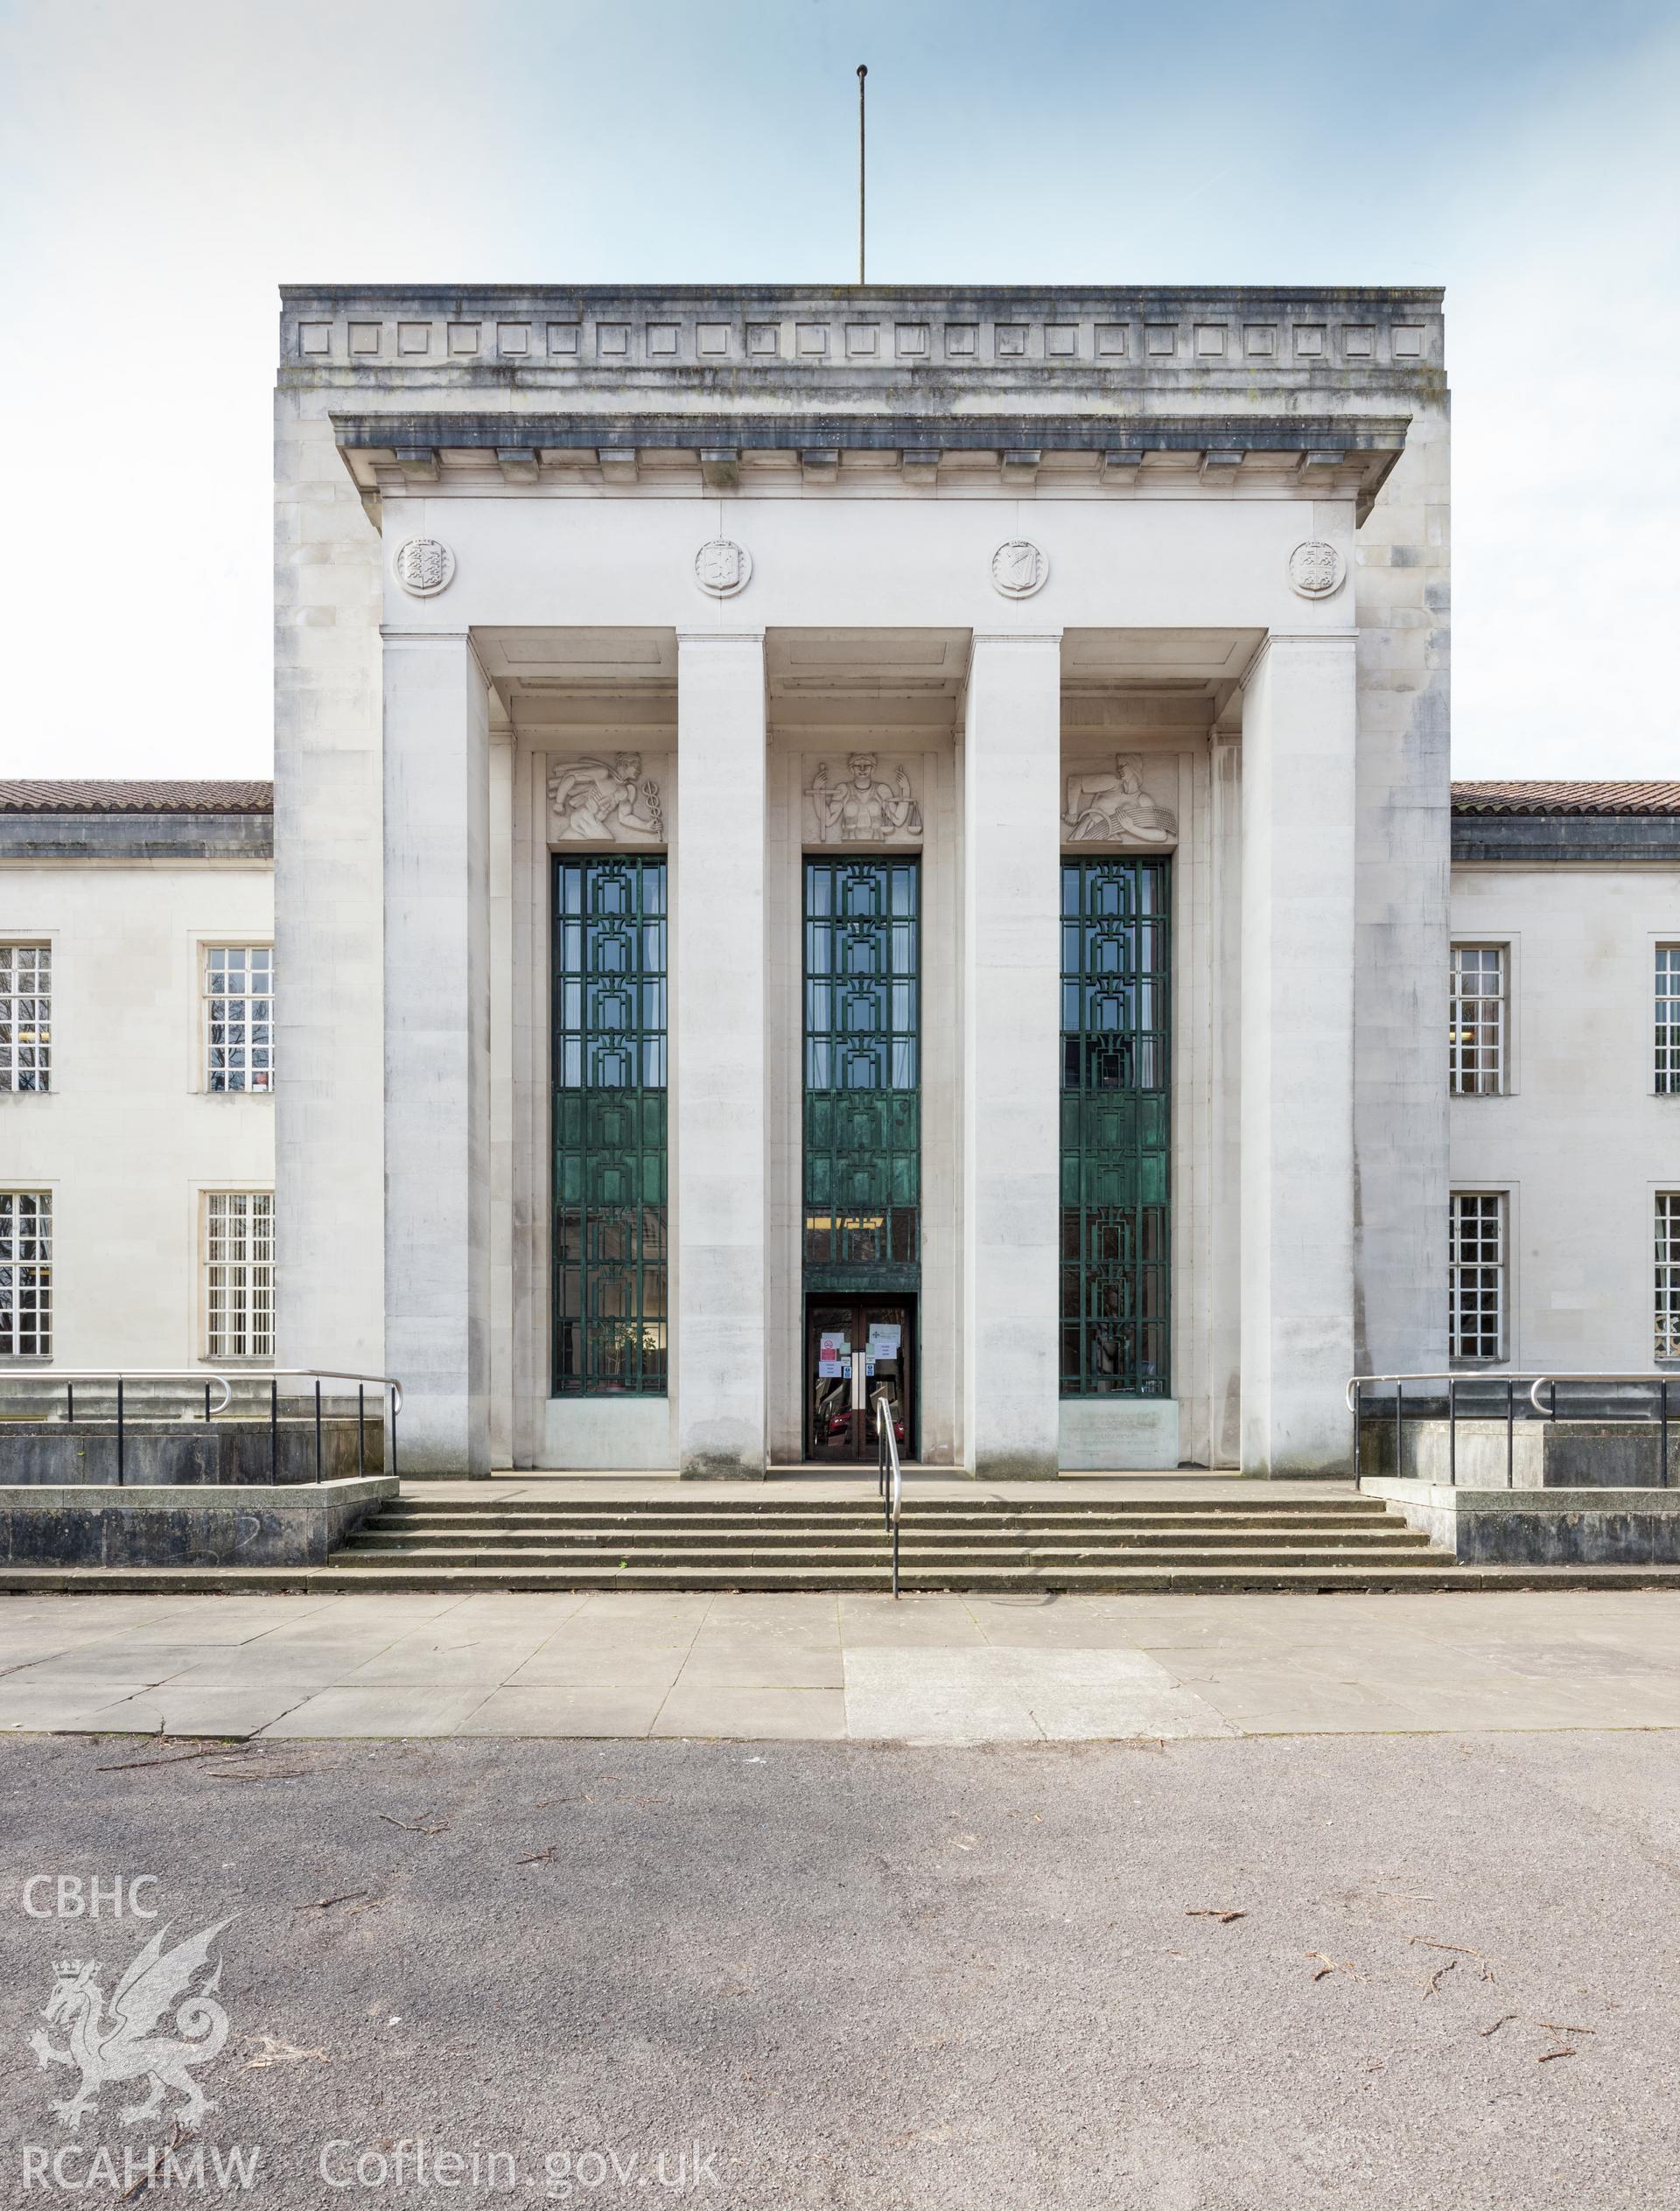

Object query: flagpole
[857,65,867,285]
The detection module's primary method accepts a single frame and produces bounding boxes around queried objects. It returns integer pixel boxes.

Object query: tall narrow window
[552,857,668,1394]
[0,945,51,1092]
[1060,859,1171,1397]
[0,1192,52,1356]
[1449,1191,1507,1362]
[1657,1195,1680,1361]
[1450,945,1506,1095]
[206,946,275,1092]
[204,1192,274,1358]
[1657,948,1680,1095]
[802,859,920,1284]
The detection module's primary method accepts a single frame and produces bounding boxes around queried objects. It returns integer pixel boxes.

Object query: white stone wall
[273,392,385,1382]
[1353,402,1452,1380]
[1450,862,1680,1371]
[0,860,274,1369]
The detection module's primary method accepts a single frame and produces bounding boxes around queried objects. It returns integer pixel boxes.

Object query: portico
[273,285,1449,1480]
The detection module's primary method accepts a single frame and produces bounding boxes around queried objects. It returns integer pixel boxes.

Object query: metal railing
[874,1387,903,1599]
[1348,1371,1674,1488]
[0,1369,402,1487]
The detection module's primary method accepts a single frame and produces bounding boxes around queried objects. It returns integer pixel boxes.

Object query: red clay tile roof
[0,780,273,815]
[1,776,1671,819]
[1452,780,1680,815]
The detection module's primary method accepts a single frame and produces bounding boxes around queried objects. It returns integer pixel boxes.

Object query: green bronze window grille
[803,859,920,1289]
[552,856,668,1394]
[1060,858,1171,1396]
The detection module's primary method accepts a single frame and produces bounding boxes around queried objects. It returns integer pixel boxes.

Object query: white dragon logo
[29,1918,234,2131]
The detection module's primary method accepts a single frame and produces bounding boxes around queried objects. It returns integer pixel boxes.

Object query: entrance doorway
[804,1296,915,1464]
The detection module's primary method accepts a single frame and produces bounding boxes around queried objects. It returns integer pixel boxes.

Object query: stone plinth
[0,1478,396,1568]
[1362,1476,1680,1565]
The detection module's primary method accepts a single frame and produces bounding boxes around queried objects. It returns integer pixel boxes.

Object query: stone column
[382,628,493,1477]
[1238,631,1359,1475]
[962,632,1063,1478]
[673,631,767,1476]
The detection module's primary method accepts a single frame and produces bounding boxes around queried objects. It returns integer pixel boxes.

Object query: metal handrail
[0,1368,402,1487]
[874,1388,903,1599]
[1529,1374,1672,1417]
[5,1370,235,1410]
[1348,1371,1672,1490]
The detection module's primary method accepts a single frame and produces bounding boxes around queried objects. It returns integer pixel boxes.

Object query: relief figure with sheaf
[1061,755,1178,845]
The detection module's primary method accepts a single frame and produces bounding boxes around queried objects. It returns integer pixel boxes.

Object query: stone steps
[348,1520,1427,1550]
[314,1488,1453,1590]
[376,1495,1400,1518]
[360,1512,1396,1529]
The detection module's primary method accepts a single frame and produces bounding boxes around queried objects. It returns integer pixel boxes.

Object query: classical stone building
[4,288,1675,1484]
[272,282,1450,1480]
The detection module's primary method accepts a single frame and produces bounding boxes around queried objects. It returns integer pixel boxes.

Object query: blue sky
[2,0,1676,777]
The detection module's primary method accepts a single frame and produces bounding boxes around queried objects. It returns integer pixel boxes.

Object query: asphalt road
[3,1729,1676,2208]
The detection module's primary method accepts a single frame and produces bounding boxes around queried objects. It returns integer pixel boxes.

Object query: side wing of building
[0,786,276,1376]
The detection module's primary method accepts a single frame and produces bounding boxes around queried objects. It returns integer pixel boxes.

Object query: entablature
[331,409,1407,511]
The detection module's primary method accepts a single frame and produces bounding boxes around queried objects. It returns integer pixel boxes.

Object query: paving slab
[676,1635,847,1690]
[0,1680,162,1731]
[69,1683,320,1738]
[504,1647,690,1694]
[260,1683,497,1738]
[843,1646,1235,1745]
[836,1594,988,1645]
[650,1685,849,1740]
[461,1684,666,1737]
[342,1628,559,1684]
[2,1641,229,1686]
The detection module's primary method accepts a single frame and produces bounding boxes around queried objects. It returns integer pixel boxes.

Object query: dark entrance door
[804,1295,914,1464]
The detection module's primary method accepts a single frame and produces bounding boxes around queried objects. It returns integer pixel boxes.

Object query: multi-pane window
[1657,1195,1680,1361]
[0,945,51,1092]
[1449,1191,1507,1362]
[1450,945,1506,1095]
[204,1192,274,1358]
[1060,859,1172,1397]
[553,857,668,1395]
[803,859,920,1284]
[0,1192,52,1357]
[206,946,274,1092]
[1657,948,1680,1095]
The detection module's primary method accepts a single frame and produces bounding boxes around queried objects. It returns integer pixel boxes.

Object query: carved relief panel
[1060,754,1180,848]
[545,751,672,846]
[803,752,925,846]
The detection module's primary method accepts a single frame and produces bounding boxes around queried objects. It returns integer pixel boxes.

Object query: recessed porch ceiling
[472,625,1262,732]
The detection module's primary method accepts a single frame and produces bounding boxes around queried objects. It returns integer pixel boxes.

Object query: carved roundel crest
[990,539,1048,598]
[694,538,753,598]
[1287,539,1346,600]
[392,536,456,597]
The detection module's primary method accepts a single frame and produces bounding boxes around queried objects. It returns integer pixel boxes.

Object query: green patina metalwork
[552,856,668,1394]
[803,858,920,1292]
[1060,857,1171,1397]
